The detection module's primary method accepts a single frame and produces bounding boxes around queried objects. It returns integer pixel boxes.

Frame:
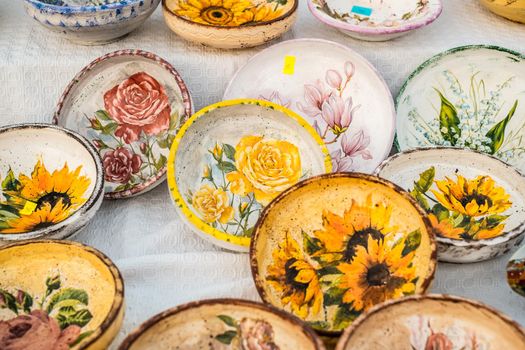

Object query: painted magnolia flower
[103,147,142,184]
[297,79,331,118]
[341,130,372,159]
[325,69,343,90]
[104,72,171,144]
[331,150,354,172]
[239,318,280,350]
[344,61,355,80]
[192,185,233,224]
[0,310,80,350]
[321,95,357,135]
[226,136,302,205]
[259,91,291,109]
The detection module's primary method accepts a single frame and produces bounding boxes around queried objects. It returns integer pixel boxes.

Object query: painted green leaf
[308,321,330,330]
[324,287,345,306]
[169,112,180,131]
[485,100,518,154]
[431,203,450,221]
[156,154,167,171]
[215,330,237,345]
[217,161,236,173]
[2,169,20,192]
[303,230,323,255]
[95,110,112,121]
[0,210,19,219]
[317,265,340,276]
[157,137,171,149]
[56,309,93,329]
[101,122,118,135]
[47,288,88,313]
[222,144,236,161]
[267,0,288,5]
[402,229,421,257]
[484,214,509,228]
[413,167,435,193]
[0,290,19,315]
[411,190,430,211]
[16,290,33,313]
[435,90,461,145]
[69,330,94,347]
[333,304,359,331]
[217,315,237,327]
[46,275,61,292]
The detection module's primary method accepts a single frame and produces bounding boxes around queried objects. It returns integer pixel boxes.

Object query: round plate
[376,147,525,263]
[54,49,193,199]
[118,299,326,350]
[0,240,124,350]
[223,38,395,173]
[168,99,331,252]
[250,173,436,334]
[0,124,103,243]
[396,45,525,172]
[336,295,525,350]
[508,245,525,298]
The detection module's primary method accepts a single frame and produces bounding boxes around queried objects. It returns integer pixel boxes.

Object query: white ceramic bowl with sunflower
[376,147,525,263]
[250,173,437,335]
[162,0,299,49]
[0,124,104,244]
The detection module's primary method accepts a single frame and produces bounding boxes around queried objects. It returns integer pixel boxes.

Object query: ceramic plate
[54,49,193,199]
[250,173,436,334]
[224,39,395,173]
[479,0,525,24]
[168,99,331,252]
[397,45,525,172]
[0,240,124,350]
[0,124,103,243]
[336,295,525,350]
[376,147,525,263]
[307,0,443,41]
[118,299,326,350]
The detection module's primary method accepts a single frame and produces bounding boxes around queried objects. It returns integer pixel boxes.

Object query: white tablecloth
[1,0,524,347]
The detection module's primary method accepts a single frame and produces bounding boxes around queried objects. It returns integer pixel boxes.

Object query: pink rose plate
[54,50,193,199]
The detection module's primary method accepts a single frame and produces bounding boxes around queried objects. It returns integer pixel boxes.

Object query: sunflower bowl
[376,148,525,263]
[0,124,103,244]
[250,173,437,335]
[162,0,299,49]
[479,0,525,24]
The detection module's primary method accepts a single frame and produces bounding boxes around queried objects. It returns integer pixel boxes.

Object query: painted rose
[192,185,234,224]
[104,72,171,144]
[0,310,80,350]
[239,318,280,350]
[103,147,142,184]
[226,136,302,205]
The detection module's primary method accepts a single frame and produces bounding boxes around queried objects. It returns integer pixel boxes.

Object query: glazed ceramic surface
[397,45,525,173]
[162,0,298,49]
[480,0,525,24]
[0,240,124,350]
[0,124,103,244]
[23,0,160,45]
[307,0,442,41]
[376,148,525,263]
[335,295,525,350]
[168,99,331,252]
[118,299,326,350]
[54,50,193,199]
[224,39,395,173]
[508,244,525,298]
[250,173,436,334]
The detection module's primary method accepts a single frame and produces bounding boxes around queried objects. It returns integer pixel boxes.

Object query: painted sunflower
[428,213,464,240]
[313,196,396,262]
[173,0,255,26]
[2,201,71,233]
[337,236,417,312]
[432,175,511,217]
[266,233,323,319]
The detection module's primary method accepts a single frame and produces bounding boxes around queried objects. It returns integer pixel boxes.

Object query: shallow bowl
[23,0,161,45]
[480,0,525,24]
[0,124,103,244]
[162,0,298,49]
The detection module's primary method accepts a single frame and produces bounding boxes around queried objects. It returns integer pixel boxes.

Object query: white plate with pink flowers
[54,49,193,199]
[224,38,395,173]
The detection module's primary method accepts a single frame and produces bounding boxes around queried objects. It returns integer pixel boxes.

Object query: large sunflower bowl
[250,173,437,335]
[162,0,299,49]
[0,124,104,244]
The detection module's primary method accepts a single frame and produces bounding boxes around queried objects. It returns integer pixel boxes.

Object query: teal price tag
[351,5,373,16]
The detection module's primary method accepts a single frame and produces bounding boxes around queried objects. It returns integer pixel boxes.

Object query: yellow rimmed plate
[167,99,332,252]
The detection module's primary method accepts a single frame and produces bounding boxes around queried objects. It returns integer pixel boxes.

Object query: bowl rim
[249,172,438,336]
[375,146,525,248]
[167,98,332,250]
[0,239,125,350]
[0,123,104,242]
[162,0,299,29]
[307,0,443,36]
[335,293,525,350]
[117,298,326,350]
[53,49,193,199]
[23,0,153,14]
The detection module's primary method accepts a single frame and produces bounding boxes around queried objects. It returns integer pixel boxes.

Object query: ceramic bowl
[54,49,193,199]
[0,124,103,244]
[480,0,525,24]
[508,244,525,298]
[307,0,443,41]
[162,0,298,49]
[118,299,326,349]
[224,38,395,173]
[376,147,525,263]
[0,240,124,350]
[335,294,525,350]
[23,0,161,45]
[250,173,437,335]
[168,99,331,252]
[396,45,525,172]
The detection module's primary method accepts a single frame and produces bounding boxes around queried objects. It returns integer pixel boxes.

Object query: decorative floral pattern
[507,258,525,298]
[265,195,422,331]
[214,315,280,349]
[409,166,512,240]
[0,161,91,234]
[0,276,93,350]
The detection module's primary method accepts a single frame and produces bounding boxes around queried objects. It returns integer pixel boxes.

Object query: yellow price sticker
[283,55,296,75]
[20,201,37,215]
